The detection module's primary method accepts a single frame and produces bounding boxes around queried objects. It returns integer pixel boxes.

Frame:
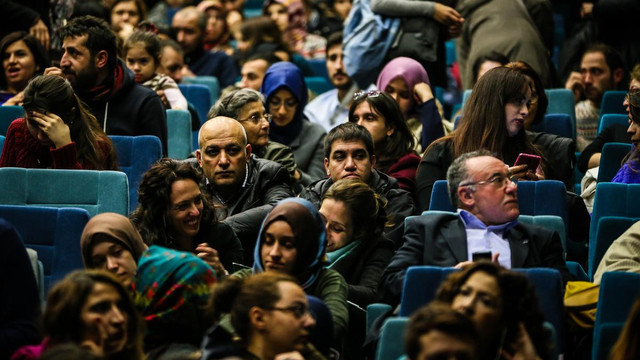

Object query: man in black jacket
[196,116,294,264]
[44,16,168,155]
[299,122,416,247]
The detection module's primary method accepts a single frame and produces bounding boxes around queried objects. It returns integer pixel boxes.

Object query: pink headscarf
[376,57,431,94]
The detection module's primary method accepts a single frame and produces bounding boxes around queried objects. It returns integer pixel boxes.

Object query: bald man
[196,117,294,264]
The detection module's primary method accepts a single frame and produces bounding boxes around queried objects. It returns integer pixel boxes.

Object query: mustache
[333,70,347,77]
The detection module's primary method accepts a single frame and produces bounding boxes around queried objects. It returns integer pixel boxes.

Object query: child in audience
[0,75,118,170]
[123,30,188,110]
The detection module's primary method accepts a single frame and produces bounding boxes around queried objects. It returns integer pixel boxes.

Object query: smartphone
[514,153,542,171]
[472,251,492,262]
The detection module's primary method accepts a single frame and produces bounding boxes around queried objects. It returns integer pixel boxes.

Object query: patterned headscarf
[252,198,327,289]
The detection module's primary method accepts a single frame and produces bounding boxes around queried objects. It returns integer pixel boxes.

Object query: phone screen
[472,251,492,262]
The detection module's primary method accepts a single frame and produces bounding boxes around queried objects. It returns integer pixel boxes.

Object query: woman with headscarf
[263,0,327,59]
[81,213,148,289]
[377,57,445,153]
[261,62,327,186]
[232,198,348,346]
[133,246,216,354]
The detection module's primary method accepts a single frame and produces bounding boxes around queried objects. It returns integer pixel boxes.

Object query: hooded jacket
[81,59,168,155]
[261,62,326,185]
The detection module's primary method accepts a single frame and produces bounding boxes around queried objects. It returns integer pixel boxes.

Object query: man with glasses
[379,150,570,306]
[208,88,299,183]
[195,116,294,263]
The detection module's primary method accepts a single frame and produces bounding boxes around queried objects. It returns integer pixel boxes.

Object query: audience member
[300,122,415,247]
[238,53,281,91]
[611,92,640,183]
[132,246,216,352]
[434,262,551,360]
[171,6,238,88]
[349,90,420,196]
[197,0,233,54]
[0,1,50,50]
[593,219,640,284]
[202,273,320,360]
[261,61,327,185]
[158,38,186,84]
[131,158,243,277]
[123,30,188,110]
[380,150,570,305]
[609,294,640,360]
[232,197,348,346]
[320,179,394,307]
[232,16,291,64]
[0,32,49,105]
[81,212,148,288]
[195,117,294,263]
[404,302,477,360]
[472,51,509,84]
[0,75,118,170]
[456,0,553,90]
[578,63,638,174]
[263,0,327,59]
[208,88,299,183]
[565,43,625,150]
[416,67,543,211]
[0,219,40,359]
[377,57,444,153]
[45,16,168,155]
[305,32,358,133]
[11,270,144,360]
[110,0,146,42]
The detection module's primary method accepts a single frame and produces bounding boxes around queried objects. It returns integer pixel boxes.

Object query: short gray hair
[207,88,265,120]
[446,149,494,207]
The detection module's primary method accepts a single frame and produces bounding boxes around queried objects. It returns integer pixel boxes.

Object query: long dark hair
[426,67,541,160]
[22,75,118,170]
[130,159,218,247]
[0,31,50,90]
[505,61,549,127]
[348,91,415,170]
[43,270,144,360]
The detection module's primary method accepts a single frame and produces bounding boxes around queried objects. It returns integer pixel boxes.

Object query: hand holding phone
[514,153,542,171]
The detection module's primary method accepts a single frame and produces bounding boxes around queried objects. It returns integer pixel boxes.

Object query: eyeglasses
[237,113,272,124]
[354,90,381,100]
[268,97,298,110]
[267,304,311,319]
[460,174,518,189]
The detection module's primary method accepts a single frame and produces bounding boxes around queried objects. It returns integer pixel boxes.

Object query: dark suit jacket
[378,212,571,305]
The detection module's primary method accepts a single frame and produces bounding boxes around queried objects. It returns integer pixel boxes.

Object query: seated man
[594,220,640,285]
[379,149,570,306]
[208,88,299,183]
[405,302,477,360]
[195,117,294,263]
[299,122,416,247]
[238,53,281,91]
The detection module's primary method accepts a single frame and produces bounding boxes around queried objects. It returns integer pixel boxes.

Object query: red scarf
[85,62,125,102]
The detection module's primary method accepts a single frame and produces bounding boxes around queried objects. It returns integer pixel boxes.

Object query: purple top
[612,160,640,184]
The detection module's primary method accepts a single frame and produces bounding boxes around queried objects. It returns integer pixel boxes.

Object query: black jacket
[300,169,416,248]
[203,155,294,264]
[81,60,168,155]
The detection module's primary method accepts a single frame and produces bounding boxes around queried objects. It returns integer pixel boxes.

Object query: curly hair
[43,270,144,360]
[130,158,218,247]
[22,75,118,170]
[435,262,550,360]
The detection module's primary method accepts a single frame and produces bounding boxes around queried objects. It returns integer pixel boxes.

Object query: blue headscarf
[260,62,308,145]
[252,198,327,289]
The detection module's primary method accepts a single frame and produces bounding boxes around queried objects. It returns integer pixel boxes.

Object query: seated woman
[233,16,292,64]
[261,62,326,186]
[123,30,188,110]
[130,159,244,277]
[0,32,49,106]
[133,246,216,354]
[263,0,327,59]
[434,262,551,360]
[319,178,394,307]
[110,0,146,42]
[377,57,445,153]
[612,91,640,183]
[416,67,544,211]
[198,0,233,55]
[233,198,348,346]
[0,75,118,170]
[203,272,319,360]
[11,270,144,360]
[349,91,420,195]
[81,212,148,289]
